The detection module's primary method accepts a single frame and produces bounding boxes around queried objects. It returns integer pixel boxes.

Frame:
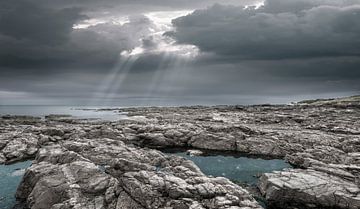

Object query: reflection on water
[173,152,291,185]
[0,161,32,209]
[0,105,126,121]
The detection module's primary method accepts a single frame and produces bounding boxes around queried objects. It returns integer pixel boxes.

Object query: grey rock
[2,135,38,163]
[258,169,360,209]
[189,131,237,151]
[1,95,359,209]
[15,139,262,209]
[0,153,6,164]
[186,150,203,156]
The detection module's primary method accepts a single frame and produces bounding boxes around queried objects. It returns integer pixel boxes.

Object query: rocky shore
[1,95,360,209]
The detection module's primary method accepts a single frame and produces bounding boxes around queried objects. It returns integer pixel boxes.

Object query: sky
[0,0,359,105]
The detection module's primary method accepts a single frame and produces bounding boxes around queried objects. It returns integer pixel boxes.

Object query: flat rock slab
[258,168,360,209]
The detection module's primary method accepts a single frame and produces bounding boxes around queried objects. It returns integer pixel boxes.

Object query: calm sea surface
[0,105,126,121]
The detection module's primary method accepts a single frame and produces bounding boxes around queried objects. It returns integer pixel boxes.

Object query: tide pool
[0,161,32,209]
[173,152,290,185]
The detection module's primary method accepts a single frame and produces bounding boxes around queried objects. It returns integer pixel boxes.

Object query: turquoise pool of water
[173,152,291,185]
[0,161,32,209]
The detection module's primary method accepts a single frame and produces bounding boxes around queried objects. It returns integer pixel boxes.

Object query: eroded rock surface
[16,141,261,209]
[258,168,360,209]
[0,95,360,209]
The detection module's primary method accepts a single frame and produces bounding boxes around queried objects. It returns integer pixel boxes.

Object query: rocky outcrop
[1,133,39,163]
[258,169,360,209]
[0,96,360,208]
[16,139,262,209]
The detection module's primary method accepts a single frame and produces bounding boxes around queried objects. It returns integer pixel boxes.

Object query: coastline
[0,95,359,209]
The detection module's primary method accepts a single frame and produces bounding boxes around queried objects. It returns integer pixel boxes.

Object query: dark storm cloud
[0,0,87,69]
[0,0,154,71]
[0,0,359,105]
[0,0,85,45]
[170,0,360,59]
[28,0,258,14]
[162,0,360,101]
[0,0,256,71]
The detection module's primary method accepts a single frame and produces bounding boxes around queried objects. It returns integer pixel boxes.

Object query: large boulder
[16,153,120,209]
[2,134,38,163]
[258,169,360,209]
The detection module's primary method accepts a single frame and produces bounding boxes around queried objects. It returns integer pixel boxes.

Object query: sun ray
[89,10,199,107]
[102,55,139,106]
[158,55,191,106]
[88,56,132,106]
[141,53,174,106]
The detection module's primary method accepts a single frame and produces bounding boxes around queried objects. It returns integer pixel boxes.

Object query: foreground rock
[16,141,262,209]
[258,168,360,209]
[0,95,360,208]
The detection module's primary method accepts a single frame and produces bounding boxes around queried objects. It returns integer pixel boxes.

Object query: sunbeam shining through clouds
[1,1,360,209]
[0,0,359,105]
[89,10,200,106]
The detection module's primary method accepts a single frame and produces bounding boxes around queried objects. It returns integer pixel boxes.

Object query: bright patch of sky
[74,10,199,58]
[124,10,199,58]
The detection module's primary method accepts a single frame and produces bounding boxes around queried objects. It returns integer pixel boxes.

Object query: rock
[2,135,38,163]
[258,169,360,209]
[189,132,237,151]
[186,149,203,156]
[41,128,65,137]
[138,132,174,148]
[1,95,360,208]
[2,138,27,160]
[236,137,285,157]
[15,139,263,209]
[116,190,144,209]
[17,152,120,209]
[0,153,6,164]
[37,134,50,145]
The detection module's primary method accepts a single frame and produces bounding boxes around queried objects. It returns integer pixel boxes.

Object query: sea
[0,105,126,121]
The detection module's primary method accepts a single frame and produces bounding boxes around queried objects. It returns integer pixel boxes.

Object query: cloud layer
[0,0,158,71]
[0,0,359,105]
[170,0,360,59]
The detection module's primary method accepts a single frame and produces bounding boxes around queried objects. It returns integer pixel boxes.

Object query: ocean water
[173,152,291,185]
[0,161,32,209]
[0,105,126,121]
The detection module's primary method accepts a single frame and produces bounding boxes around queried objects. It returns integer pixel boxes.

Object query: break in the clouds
[0,0,359,105]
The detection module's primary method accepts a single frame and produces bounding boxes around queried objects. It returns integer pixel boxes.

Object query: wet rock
[0,153,5,163]
[186,149,203,156]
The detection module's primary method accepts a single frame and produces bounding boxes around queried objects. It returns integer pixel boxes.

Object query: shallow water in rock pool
[0,154,290,209]
[173,152,291,185]
[170,152,292,208]
[0,161,32,209]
